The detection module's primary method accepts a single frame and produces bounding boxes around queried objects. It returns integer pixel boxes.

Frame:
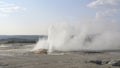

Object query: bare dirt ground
[0,51,120,68]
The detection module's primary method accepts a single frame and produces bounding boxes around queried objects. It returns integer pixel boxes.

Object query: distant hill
[0,35,47,40]
[0,35,47,44]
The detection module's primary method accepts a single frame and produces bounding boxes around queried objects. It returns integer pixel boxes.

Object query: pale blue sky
[0,0,119,35]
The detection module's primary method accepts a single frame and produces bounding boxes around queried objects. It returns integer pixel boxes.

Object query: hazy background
[0,0,120,35]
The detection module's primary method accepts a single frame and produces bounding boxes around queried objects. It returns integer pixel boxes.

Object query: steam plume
[32,20,120,52]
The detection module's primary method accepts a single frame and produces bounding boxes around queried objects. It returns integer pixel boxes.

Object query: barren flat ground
[0,51,120,68]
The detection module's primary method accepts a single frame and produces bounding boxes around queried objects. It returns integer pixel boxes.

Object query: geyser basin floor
[0,51,120,68]
[0,43,35,56]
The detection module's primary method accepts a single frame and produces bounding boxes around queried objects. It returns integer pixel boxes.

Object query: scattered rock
[31,49,48,54]
[108,60,120,66]
[87,59,120,67]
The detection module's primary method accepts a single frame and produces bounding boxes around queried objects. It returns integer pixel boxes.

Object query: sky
[0,0,120,35]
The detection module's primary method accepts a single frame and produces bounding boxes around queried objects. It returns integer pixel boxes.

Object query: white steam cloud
[32,20,120,52]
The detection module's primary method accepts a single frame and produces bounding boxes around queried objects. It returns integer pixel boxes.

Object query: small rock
[0,63,9,66]
[101,60,109,65]
[89,60,102,65]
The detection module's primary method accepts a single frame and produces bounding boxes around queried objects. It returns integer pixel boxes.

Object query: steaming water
[32,22,120,53]
[0,44,34,56]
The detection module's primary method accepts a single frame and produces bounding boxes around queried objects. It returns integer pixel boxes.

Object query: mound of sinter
[31,49,48,54]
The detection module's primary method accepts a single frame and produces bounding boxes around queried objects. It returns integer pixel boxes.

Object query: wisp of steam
[32,21,120,53]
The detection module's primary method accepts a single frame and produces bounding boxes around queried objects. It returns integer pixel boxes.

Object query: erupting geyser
[32,22,120,54]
